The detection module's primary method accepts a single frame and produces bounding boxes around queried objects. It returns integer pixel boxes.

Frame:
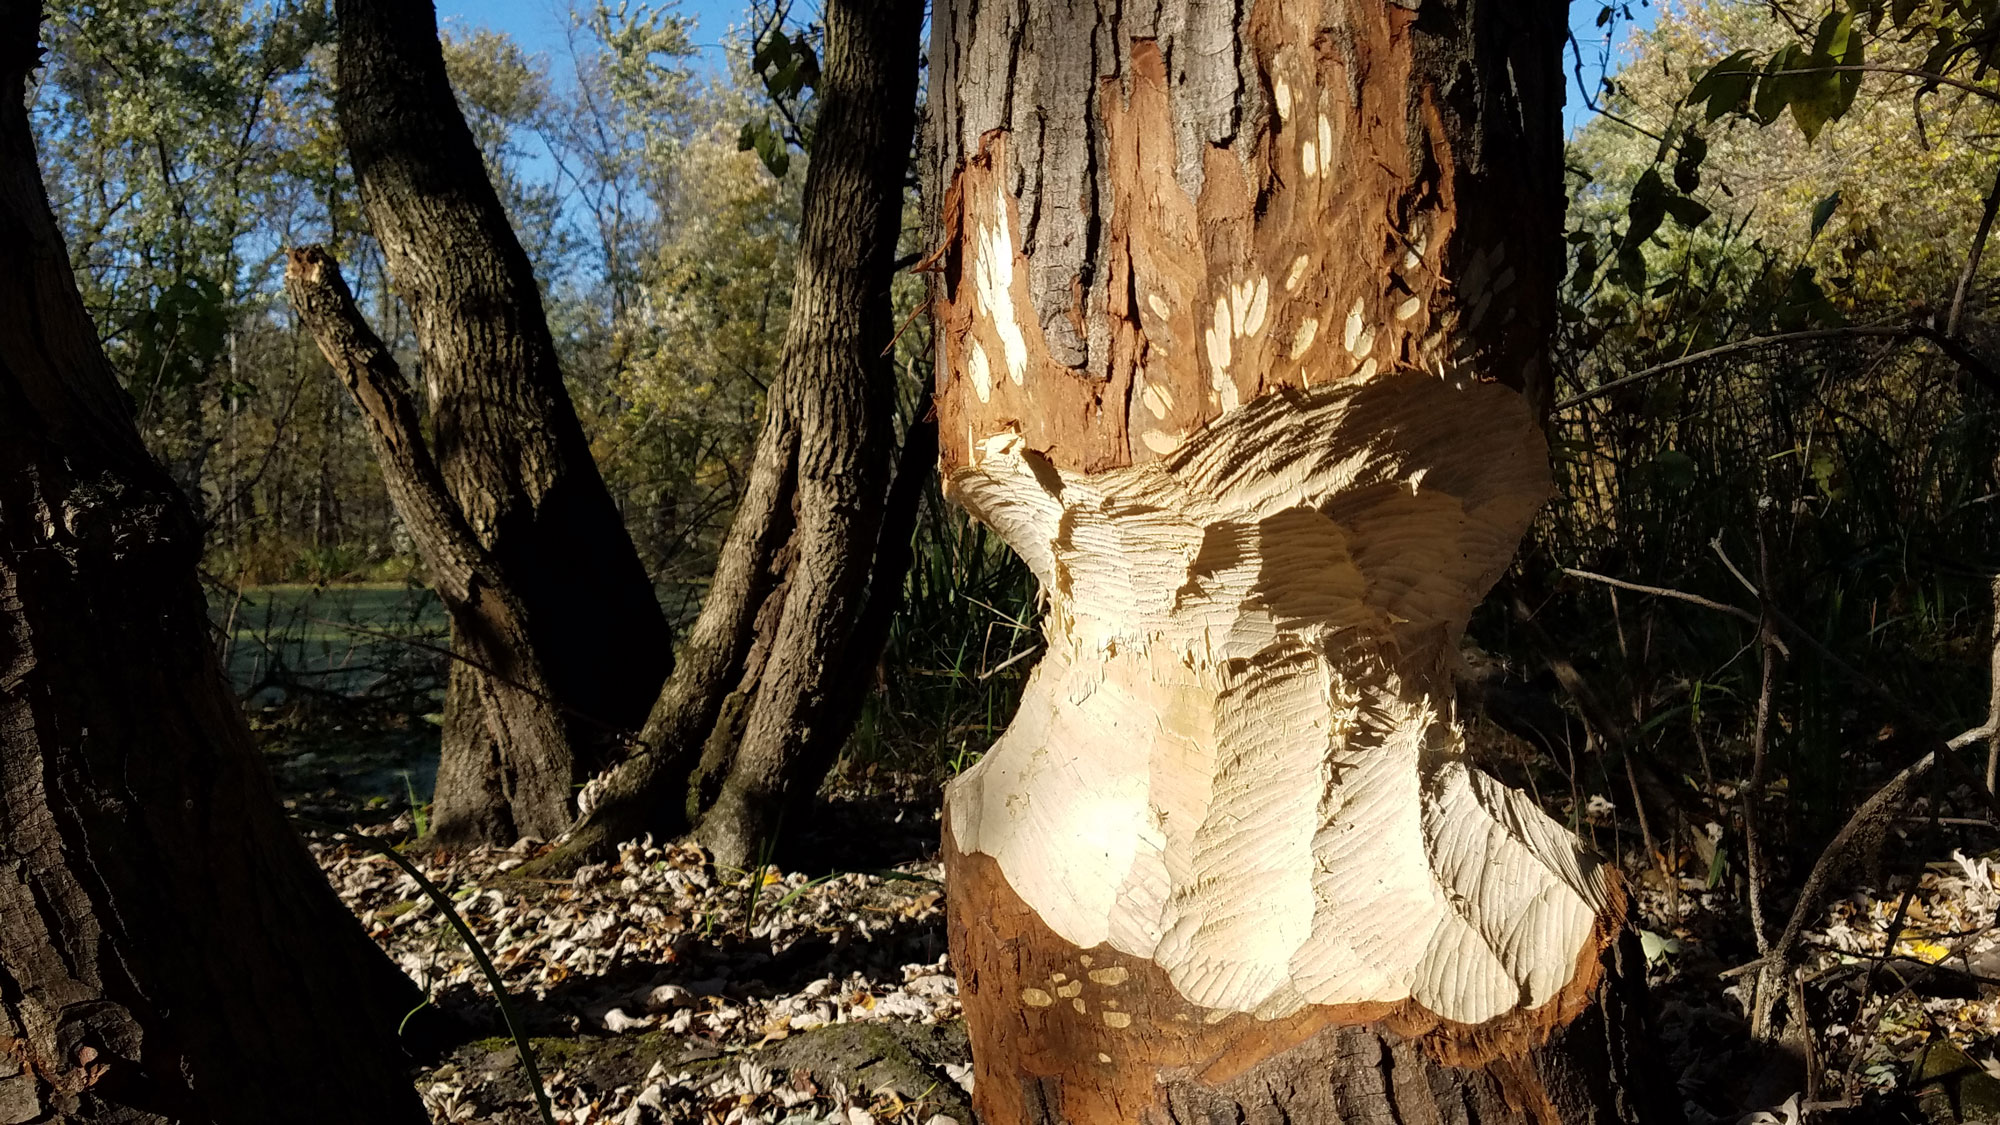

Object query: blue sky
[439,0,1659,135]
[438,0,749,76]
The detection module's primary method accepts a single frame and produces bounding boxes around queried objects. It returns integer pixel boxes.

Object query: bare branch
[1948,160,2000,337]
[282,245,491,605]
[1560,566,1769,632]
[1556,324,2000,411]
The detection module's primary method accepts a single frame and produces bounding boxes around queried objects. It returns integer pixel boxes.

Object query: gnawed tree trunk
[0,6,426,1120]
[303,0,672,846]
[529,0,926,873]
[927,1,1677,1121]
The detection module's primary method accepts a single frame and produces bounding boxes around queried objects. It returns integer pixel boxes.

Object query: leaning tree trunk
[927,1,1678,1122]
[527,0,927,873]
[0,6,426,1121]
[309,0,673,846]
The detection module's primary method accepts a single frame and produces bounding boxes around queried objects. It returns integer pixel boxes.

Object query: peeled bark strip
[332,0,672,845]
[0,6,425,1119]
[535,0,924,873]
[928,0,1671,1119]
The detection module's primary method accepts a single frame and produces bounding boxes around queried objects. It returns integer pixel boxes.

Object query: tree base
[945,828,1677,1125]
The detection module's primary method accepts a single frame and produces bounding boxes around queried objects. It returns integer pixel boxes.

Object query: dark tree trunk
[924,0,1680,1120]
[0,6,425,1121]
[322,0,673,845]
[528,0,927,873]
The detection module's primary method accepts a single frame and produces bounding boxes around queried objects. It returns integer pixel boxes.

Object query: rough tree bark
[310,0,673,846]
[927,1,1678,1121]
[0,5,426,1121]
[528,0,927,872]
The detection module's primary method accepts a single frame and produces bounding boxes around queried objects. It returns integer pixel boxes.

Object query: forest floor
[305,767,972,1125]
[237,582,2000,1125]
[289,753,2000,1125]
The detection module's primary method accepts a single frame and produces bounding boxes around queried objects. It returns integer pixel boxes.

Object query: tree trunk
[528,0,927,873]
[926,1,1678,1121]
[0,6,426,1120]
[323,0,673,845]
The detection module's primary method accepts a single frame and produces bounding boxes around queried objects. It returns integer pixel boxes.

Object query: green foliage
[736,6,823,177]
[1545,0,2000,906]
[860,492,1039,773]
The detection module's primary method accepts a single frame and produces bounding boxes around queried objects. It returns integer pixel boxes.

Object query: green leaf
[1674,133,1707,191]
[736,118,791,178]
[1810,191,1842,238]
[1570,238,1600,293]
[1813,10,1854,60]
[1688,50,1757,121]
[752,30,790,75]
[1753,46,1803,126]
[1615,244,1649,292]
[1625,168,1669,246]
[1665,195,1711,228]
[1775,265,1845,330]
[1811,450,1847,499]
[1787,57,1847,140]
[1639,929,1685,962]
[1651,449,1697,489]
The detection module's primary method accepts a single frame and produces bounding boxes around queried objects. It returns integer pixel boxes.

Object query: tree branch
[1560,566,1776,636]
[1948,159,2000,336]
[285,246,588,831]
[282,245,492,606]
[1762,64,2000,106]
[1556,323,2000,410]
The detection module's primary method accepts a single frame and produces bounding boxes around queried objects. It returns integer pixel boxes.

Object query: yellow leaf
[1900,939,1951,963]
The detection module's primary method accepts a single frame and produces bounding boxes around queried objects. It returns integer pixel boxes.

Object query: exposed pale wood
[946,374,1603,1026]
[927,0,1668,1119]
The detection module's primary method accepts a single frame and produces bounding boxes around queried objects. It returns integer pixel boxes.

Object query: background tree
[925,0,1674,1120]
[541,0,928,869]
[292,0,675,846]
[0,1,427,1118]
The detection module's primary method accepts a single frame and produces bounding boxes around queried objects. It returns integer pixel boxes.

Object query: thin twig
[1744,514,1780,959]
[1980,575,2000,793]
[1949,159,2000,336]
[1556,324,2000,410]
[1560,566,1780,641]
[977,644,1039,681]
[293,818,557,1125]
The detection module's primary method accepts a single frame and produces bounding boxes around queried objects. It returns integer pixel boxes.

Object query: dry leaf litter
[1603,783,2000,1124]
[302,767,2000,1124]
[309,776,970,1125]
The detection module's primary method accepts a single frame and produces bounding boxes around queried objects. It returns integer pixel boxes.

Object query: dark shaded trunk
[529,0,926,873]
[0,6,425,1120]
[324,0,672,845]
[285,245,579,840]
[925,0,1680,1120]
